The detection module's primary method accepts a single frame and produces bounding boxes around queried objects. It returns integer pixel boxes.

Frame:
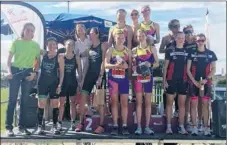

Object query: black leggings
[163,92,179,111]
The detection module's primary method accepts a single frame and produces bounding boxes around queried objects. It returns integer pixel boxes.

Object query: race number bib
[112,69,125,79]
[137,74,151,83]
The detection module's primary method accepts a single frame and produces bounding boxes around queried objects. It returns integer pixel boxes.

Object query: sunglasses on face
[171,24,180,29]
[131,13,138,16]
[197,39,205,43]
[184,30,193,35]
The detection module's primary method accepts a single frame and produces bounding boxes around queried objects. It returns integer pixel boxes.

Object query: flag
[1,3,45,48]
[205,8,210,49]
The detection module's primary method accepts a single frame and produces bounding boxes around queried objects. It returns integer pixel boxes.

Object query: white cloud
[50,2,207,15]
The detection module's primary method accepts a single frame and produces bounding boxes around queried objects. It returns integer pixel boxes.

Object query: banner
[1,3,45,48]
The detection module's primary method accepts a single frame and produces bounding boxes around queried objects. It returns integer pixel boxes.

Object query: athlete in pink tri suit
[105,29,132,135]
[132,29,159,135]
[140,5,160,46]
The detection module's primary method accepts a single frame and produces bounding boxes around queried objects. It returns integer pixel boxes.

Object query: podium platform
[84,102,178,134]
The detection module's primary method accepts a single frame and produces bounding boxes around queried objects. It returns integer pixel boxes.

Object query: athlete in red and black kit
[163,32,188,135]
[187,33,217,136]
[183,25,197,131]
[159,19,181,117]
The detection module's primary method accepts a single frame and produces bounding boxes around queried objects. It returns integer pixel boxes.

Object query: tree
[217,79,226,86]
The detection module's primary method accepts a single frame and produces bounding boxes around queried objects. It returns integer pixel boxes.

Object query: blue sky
[1,2,226,74]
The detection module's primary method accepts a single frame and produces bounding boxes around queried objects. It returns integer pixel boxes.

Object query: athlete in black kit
[36,37,65,135]
[75,27,108,134]
[58,39,82,131]
[163,32,188,135]
[187,33,217,136]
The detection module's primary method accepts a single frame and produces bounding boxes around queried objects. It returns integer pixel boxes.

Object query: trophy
[132,53,138,76]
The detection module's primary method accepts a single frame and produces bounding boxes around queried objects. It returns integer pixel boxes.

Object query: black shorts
[189,82,211,98]
[38,77,59,99]
[82,71,106,95]
[166,80,188,95]
[59,78,77,97]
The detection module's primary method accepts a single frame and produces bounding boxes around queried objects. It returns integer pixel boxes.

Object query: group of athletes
[6,5,217,137]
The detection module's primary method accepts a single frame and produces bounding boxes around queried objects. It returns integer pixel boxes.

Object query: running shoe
[166,128,173,134]
[204,127,211,136]
[191,127,198,136]
[51,125,60,135]
[122,126,130,135]
[6,129,14,137]
[58,122,63,131]
[144,127,154,135]
[37,125,45,135]
[69,122,76,131]
[134,127,142,135]
[198,123,204,132]
[18,128,31,136]
[94,126,104,134]
[178,126,188,135]
[75,123,83,132]
[186,123,192,133]
[111,126,118,135]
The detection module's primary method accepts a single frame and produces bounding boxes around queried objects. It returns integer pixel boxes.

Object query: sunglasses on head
[197,39,205,43]
[131,13,138,16]
[141,8,150,13]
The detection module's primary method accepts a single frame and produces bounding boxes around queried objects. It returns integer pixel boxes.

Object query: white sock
[179,124,184,128]
[122,124,127,127]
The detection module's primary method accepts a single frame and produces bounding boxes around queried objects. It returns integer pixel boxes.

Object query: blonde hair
[75,23,87,40]
[21,23,35,38]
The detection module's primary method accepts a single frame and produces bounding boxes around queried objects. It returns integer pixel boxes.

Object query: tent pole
[67,1,70,13]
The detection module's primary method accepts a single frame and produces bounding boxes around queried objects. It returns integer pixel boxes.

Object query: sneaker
[186,124,192,133]
[94,126,104,134]
[198,123,204,132]
[58,122,63,131]
[178,126,188,135]
[18,128,31,136]
[75,123,83,132]
[204,127,211,136]
[69,122,76,131]
[191,127,198,136]
[122,126,130,135]
[144,127,154,135]
[134,127,142,135]
[51,125,60,135]
[6,129,14,137]
[110,126,118,135]
[166,128,173,134]
[37,126,45,135]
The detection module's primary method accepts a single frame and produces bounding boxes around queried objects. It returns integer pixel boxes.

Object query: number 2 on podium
[85,118,92,131]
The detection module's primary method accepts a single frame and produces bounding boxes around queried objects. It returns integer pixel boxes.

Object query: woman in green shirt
[6,23,41,136]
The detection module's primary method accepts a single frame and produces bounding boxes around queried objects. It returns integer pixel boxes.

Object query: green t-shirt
[9,39,41,68]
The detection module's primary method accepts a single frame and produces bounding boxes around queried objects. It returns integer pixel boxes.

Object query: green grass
[1,88,9,132]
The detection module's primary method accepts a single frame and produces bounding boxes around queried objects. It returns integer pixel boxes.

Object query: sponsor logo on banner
[1,4,44,47]
[104,20,113,28]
